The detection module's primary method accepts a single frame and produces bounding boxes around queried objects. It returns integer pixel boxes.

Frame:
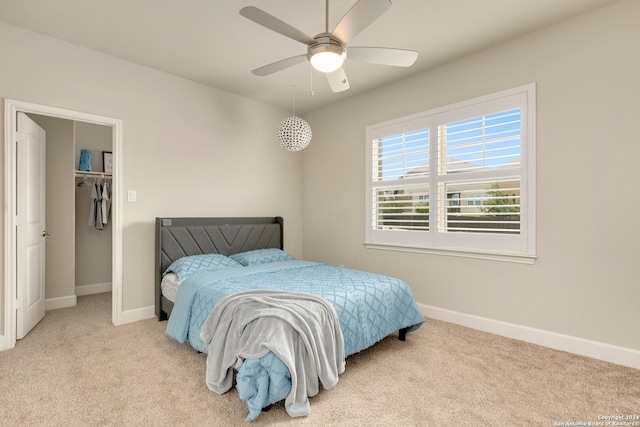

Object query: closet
[29,114,113,310]
[74,122,113,297]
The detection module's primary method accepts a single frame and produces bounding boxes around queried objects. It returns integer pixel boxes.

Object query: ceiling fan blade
[326,67,350,93]
[240,6,314,45]
[332,0,391,43]
[251,55,308,76]
[348,47,418,67]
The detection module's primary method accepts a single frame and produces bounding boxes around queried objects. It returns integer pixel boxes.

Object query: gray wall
[0,20,304,332]
[303,0,640,351]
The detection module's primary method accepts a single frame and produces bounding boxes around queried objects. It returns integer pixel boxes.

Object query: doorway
[27,114,113,315]
[3,99,123,350]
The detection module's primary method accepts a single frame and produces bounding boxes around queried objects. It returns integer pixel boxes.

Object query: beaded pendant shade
[276,86,312,152]
[276,116,312,151]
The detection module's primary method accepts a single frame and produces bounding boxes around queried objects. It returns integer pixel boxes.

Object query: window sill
[364,242,537,264]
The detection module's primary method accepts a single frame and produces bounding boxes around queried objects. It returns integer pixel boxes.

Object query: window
[365,84,536,263]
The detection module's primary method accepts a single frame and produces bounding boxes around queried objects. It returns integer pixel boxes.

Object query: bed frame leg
[399,327,408,341]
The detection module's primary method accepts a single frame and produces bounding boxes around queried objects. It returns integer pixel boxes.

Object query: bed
[155,216,425,421]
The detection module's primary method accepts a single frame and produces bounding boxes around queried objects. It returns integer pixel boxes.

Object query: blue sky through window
[378,128,429,181]
[444,108,521,172]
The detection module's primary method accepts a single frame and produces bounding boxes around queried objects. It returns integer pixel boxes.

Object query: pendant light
[276,86,312,152]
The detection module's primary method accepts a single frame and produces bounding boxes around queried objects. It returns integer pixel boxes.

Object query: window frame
[365,84,536,264]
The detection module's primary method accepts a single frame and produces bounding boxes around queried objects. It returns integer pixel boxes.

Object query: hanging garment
[88,180,96,227]
[101,179,111,225]
[88,180,104,230]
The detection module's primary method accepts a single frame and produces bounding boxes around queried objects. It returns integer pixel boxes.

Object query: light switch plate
[127,190,136,202]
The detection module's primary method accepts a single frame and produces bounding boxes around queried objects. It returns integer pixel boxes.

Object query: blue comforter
[166,260,424,420]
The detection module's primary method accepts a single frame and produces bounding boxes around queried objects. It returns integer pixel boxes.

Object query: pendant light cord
[291,85,296,116]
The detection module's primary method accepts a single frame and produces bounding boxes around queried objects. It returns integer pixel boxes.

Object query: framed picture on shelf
[102,151,113,174]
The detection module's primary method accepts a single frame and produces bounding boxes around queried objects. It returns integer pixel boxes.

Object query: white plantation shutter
[440,178,520,234]
[438,108,522,235]
[372,184,430,231]
[365,84,536,262]
[441,109,521,175]
[374,129,430,181]
[372,128,430,232]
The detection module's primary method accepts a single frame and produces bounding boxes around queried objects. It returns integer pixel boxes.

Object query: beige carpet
[1,293,638,426]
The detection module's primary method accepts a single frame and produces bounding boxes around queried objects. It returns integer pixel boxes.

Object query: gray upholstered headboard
[155,216,284,319]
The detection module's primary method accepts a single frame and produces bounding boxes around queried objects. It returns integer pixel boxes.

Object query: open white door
[16,112,46,339]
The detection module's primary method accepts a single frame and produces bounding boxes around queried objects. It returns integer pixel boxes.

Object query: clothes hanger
[77,174,90,187]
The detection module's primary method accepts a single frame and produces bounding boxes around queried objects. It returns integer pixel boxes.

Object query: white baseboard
[419,303,640,371]
[119,305,155,325]
[45,294,77,311]
[76,282,112,296]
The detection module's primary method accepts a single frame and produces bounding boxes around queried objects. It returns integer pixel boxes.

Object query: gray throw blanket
[199,290,345,418]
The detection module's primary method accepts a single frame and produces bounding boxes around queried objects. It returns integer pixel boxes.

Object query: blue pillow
[164,254,242,280]
[229,248,295,266]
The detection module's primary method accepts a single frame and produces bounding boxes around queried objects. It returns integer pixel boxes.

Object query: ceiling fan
[239,0,418,93]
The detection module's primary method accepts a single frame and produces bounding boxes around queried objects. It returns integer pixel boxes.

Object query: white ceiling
[0,0,617,114]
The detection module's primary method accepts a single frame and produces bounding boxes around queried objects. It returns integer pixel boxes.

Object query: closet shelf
[75,170,112,179]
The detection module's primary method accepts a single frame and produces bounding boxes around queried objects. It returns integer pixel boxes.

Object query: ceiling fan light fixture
[310,51,345,73]
[308,37,346,73]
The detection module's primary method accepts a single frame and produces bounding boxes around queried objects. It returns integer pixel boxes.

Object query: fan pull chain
[309,65,315,96]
